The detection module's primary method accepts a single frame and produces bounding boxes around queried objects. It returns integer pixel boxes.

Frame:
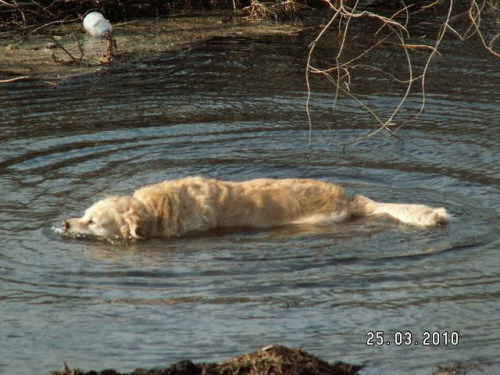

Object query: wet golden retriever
[62,176,449,240]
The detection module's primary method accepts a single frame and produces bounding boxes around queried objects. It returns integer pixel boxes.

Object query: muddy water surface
[0,18,499,375]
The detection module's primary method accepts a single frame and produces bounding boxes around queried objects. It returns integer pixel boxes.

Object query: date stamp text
[366,331,459,346]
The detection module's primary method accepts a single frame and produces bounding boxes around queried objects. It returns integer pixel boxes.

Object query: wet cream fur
[62,176,450,240]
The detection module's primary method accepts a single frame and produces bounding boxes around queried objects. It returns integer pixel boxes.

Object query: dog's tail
[352,195,450,227]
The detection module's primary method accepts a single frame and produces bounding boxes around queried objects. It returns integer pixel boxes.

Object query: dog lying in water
[61,176,449,240]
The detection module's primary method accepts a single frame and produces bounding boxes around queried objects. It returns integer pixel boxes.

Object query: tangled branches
[305,0,500,149]
[0,0,92,31]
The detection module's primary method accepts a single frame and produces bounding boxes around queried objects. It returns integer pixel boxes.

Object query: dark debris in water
[51,345,363,375]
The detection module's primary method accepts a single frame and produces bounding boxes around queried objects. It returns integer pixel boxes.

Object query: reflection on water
[0,28,499,375]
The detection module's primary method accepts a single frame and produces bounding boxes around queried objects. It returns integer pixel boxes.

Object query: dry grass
[239,0,311,21]
[51,345,362,375]
[217,345,361,375]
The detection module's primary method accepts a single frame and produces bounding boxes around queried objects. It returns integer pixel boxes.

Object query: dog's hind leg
[351,195,450,227]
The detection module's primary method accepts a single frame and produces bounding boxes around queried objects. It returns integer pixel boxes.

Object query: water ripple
[0,32,499,375]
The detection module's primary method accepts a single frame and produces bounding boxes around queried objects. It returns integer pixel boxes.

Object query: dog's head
[62,196,152,240]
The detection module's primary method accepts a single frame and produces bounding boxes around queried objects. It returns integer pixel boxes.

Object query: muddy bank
[0,14,305,83]
[51,345,362,375]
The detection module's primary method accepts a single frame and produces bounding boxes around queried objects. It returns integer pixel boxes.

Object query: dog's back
[132,177,355,235]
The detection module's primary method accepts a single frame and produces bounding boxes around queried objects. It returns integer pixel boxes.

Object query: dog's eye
[88,219,95,225]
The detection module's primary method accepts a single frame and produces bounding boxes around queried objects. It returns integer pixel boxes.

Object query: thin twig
[50,35,77,63]
[0,75,30,83]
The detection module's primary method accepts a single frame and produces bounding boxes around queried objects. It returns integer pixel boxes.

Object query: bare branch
[305,0,499,150]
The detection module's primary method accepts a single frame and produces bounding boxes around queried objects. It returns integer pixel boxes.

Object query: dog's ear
[120,205,150,240]
[120,217,148,240]
[129,222,148,240]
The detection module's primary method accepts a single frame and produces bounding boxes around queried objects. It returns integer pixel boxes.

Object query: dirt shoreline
[0,13,306,84]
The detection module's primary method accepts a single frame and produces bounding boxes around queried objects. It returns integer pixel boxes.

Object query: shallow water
[1,26,499,375]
